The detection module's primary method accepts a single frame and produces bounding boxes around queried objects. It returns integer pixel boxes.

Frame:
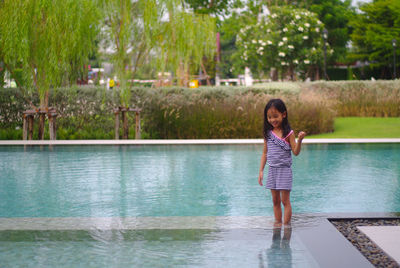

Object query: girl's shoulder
[266,130,274,139]
[285,129,294,139]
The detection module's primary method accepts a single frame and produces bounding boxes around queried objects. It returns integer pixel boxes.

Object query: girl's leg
[270,190,282,226]
[281,190,292,225]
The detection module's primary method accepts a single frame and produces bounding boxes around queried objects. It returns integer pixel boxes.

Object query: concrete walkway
[358,226,400,264]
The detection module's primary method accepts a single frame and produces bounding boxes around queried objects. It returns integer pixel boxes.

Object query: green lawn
[308,117,400,138]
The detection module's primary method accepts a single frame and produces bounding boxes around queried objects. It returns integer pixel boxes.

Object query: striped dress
[266,130,294,191]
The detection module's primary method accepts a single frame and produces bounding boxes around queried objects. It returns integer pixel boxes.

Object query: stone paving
[330,218,400,268]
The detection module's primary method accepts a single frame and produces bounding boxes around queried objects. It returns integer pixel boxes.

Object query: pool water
[0,144,399,267]
[1,144,399,218]
[0,228,317,267]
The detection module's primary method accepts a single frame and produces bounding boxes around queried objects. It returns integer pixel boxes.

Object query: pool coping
[0,138,399,145]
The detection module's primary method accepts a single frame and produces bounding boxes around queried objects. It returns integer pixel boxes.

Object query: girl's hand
[298,131,306,141]
[258,171,264,186]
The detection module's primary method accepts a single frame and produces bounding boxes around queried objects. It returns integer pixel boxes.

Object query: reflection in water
[259,227,292,268]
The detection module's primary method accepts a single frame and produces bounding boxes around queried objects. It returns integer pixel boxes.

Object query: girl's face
[267,106,286,129]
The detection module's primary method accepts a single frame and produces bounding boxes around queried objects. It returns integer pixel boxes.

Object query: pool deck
[0,138,400,145]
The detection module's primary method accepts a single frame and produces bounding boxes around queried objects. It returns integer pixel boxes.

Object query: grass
[308,117,400,138]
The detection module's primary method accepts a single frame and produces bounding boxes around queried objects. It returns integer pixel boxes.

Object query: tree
[308,0,355,64]
[218,0,260,78]
[235,6,330,80]
[158,3,216,86]
[219,13,247,78]
[184,0,244,85]
[349,0,400,78]
[218,0,354,79]
[101,0,160,107]
[184,0,230,16]
[101,0,216,138]
[0,0,100,138]
[261,0,355,65]
[102,0,216,90]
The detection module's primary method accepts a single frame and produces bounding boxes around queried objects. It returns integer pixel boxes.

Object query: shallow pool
[1,144,399,217]
[0,143,399,267]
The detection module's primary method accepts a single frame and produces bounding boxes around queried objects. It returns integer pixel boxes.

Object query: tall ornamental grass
[140,87,334,138]
[304,80,400,117]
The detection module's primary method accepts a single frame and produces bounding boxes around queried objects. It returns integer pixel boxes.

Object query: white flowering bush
[236,6,332,79]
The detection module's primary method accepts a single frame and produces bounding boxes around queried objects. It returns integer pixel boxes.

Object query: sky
[352,0,371,6]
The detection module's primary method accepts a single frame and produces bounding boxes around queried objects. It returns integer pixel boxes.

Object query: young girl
[258,99,306,227]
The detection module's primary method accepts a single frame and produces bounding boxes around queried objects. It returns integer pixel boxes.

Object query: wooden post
[114,107,142,140]
[38,109,46,140]
[122,107,129,139]
[23,110,36,140]
[48,108,57,140]
[28,115,34,140]
[114,108,120,140]
[23,114,28,140]
[135,111,141,139]
[49,115,56,140]
[22,108,57,140]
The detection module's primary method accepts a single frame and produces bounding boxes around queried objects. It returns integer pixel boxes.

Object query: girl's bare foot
[283,223,291,229]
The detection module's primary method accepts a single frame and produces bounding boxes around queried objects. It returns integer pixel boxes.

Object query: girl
[258,99,306,227]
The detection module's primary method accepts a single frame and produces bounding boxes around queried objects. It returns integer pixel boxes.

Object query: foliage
[308,0,355,64]
[0,89,33,127]
[184,0,230,16]
[0,85,332,139]
[101,0,216,99]
[101,0,160,106]
[269,0,355,64]
[219,0,355,79]
[0,64,4,88]
[156,1,216,85]
[218,2,249,78]
[2,80,399,140]
[349,0,400,74]
[235,6,331,79]
[0,0,101,108]
[0,86,142,139]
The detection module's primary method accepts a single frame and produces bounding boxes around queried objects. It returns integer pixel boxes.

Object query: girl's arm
[258,139,268,186]
[288,131,306,156]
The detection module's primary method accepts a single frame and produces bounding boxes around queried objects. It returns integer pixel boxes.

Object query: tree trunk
[135,111,141,139]
[271,68,278,81]
[38,112,45,140]
[315,66,320,81]
[177,62,189,87]
[28,115,34,140]
[201,61,211,86]
[114,110,120,140]
[38,89,49,140]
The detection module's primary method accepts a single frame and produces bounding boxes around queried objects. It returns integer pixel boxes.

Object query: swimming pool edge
[0,138,399,145]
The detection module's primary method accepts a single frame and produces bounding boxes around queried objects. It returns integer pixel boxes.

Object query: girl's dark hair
[263,98,291,139]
